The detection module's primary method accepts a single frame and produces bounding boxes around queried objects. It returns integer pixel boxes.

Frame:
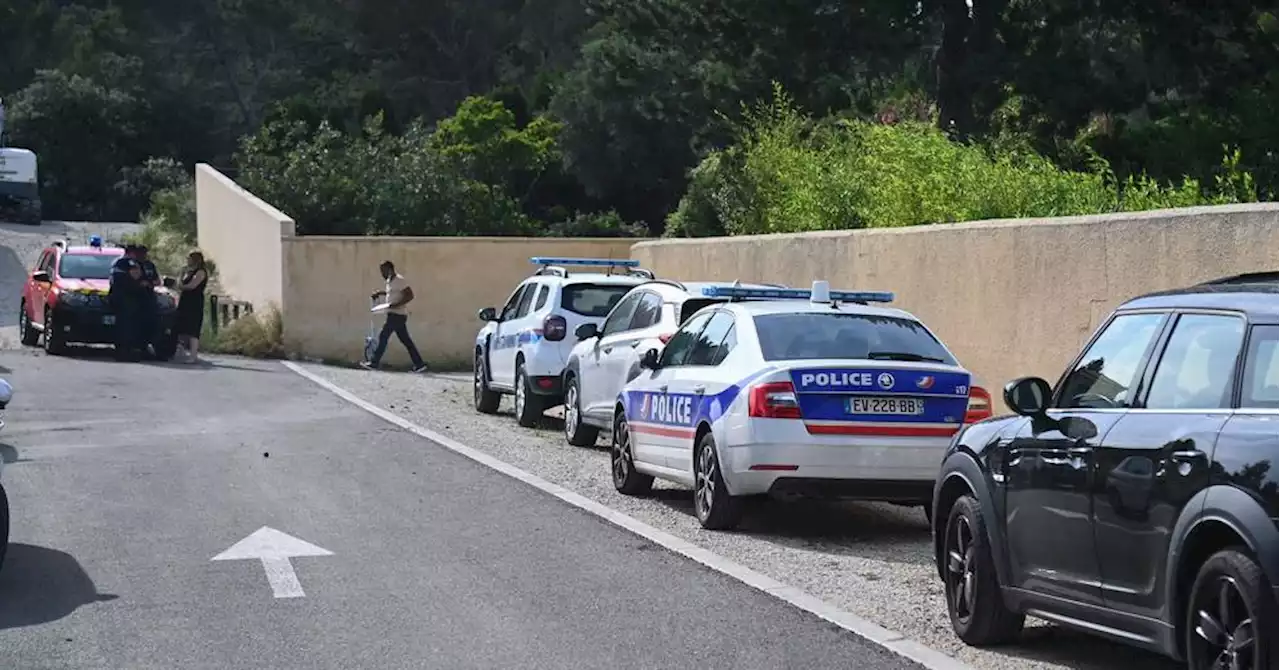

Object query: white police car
[474,257,656,427]
[609,282,993,530]
[561,279,784,447]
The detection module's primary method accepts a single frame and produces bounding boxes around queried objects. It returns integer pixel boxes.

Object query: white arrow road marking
[211,526,334,599]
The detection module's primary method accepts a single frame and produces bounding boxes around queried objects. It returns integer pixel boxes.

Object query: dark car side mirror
[639,348,661,370]
[477,307,497,322]
[575,323,599,340]
[31,270,51,283]
[1003,376,1052,417]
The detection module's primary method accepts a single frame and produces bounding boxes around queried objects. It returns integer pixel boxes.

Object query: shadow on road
[0,443,29,465]
[0,544,119,630]
[0,245,27,328]
[988,623,1182,670]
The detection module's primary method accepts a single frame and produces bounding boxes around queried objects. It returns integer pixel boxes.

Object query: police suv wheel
[611,413,653,496]
[42,308,65,355]
[693,433,743,530]
[563,375,599,447]
[1186,549,1275,670]
[473,351,500,414]
[944,494,1024,645]
[18,301,38,346]
[514,363,543,428]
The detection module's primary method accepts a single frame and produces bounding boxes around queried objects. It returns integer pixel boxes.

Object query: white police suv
[609,282,994,530]
[561,279,784,447]
[474,257,656,427]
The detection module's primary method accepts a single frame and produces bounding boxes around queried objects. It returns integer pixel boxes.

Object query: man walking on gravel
[361,260,428,373]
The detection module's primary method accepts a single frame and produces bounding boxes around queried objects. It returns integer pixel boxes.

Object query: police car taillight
[542,315,568,341]
[748,381,802,419]
[965,386,992,424]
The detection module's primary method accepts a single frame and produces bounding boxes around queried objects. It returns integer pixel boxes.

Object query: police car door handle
[602,346,614,354]
[692,385,706,394]
[658,385,668,393]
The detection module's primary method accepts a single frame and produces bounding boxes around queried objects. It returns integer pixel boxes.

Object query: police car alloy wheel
[514,363,543,428]
[693,434,743,530]
[473,351,500,414]
[1186,549,1274,670]
[610,413,652,495]
[943,495,1023,645]
[563,376,599,447]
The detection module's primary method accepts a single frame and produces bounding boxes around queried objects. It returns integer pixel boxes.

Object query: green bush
[667,85,1259,237]
[204,307,284,359]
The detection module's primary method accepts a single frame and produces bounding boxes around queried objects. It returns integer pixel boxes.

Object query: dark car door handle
[1171,450,1206,461]
[1067,446,1093,456]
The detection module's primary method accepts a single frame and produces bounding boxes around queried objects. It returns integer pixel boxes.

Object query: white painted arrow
[212,526,334,599]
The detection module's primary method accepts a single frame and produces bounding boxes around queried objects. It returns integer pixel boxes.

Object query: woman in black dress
[176,250,209,363]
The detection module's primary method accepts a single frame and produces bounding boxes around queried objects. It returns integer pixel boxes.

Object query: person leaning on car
[109,245,145,360]
[134,245,161,352]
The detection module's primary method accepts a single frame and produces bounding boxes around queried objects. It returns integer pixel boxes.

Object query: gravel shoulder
[293,363,1180,670]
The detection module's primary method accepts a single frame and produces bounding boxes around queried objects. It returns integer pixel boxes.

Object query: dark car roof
[1120,272,1279,322]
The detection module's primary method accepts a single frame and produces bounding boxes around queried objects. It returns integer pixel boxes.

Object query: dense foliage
[2,0,1274,235]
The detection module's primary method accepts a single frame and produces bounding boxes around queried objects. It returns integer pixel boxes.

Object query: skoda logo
[877,372,895,389]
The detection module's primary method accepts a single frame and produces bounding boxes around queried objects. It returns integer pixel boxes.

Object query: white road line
[282,360,975,670]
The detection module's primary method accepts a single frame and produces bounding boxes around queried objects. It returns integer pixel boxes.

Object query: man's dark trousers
[135,291,158,351]
[112,296,139,358]
[370,313,424,368]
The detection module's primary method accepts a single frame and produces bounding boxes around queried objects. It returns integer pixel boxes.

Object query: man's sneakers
[359,360,429,374]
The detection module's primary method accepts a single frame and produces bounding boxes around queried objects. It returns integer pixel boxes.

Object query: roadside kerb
[282,360,975,670]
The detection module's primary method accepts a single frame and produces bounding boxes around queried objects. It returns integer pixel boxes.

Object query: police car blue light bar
[529,257,641,268]
[88,234,103,248]
[701,284,895,304]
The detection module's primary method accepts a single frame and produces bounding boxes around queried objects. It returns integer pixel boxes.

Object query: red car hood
[58,278,111,293]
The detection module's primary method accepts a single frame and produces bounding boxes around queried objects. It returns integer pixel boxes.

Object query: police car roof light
[811,280,831,304]
[529,257,641,268]
[88,234,103,248]
[700,285,895,303]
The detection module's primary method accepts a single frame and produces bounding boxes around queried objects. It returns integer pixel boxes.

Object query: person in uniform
[109,245,143,361]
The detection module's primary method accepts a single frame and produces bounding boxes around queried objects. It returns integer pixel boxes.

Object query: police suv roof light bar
[88,234,103,248]
[530,257,642,277]
[700,283,895,304]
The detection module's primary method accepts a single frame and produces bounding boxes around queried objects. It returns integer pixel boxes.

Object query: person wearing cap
[109,244,144,360]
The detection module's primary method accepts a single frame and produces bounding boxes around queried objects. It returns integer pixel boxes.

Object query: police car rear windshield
[59,253,117,280]
[561,284,631,317]
[753,313,957,364]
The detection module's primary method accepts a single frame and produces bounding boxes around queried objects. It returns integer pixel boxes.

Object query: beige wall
[632,203,1280,393]
[195,164,296,310]
[281,236,637,366]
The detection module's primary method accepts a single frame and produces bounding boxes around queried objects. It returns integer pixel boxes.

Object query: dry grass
[206,307,284,358]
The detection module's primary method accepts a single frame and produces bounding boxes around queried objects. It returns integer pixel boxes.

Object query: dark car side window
[1240,325,1279,409]
[1144,314,1247,410]
[1056,312,1166,409]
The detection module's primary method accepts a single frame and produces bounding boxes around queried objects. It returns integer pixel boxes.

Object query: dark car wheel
[563,374,599,447]
[1186,549,1276,670]
[693,433,743,531]
[611,412,653,496]
[18,301,39,346]
[513,362,543,428]
[0,483,9,572]
[944,494,1025,645]
[42,308,66,355]
[473,350,501,414]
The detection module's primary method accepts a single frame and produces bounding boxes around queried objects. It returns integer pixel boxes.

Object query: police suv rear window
[561,284,631,317]
[60,253,117,280]
[753,312,957,364]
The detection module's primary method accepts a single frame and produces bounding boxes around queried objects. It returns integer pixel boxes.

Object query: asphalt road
[0,348,923,670]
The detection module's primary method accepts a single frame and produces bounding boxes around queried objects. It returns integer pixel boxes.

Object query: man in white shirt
[361,260,428,372]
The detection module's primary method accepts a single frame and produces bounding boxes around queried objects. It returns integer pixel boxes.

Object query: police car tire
[611,413,653,496]
[944,494,1024,645]
[0,483,8,573]
[42,308,66,355]
[473,350,501,414]
[18,301,39,346]
[563,375,598,447]
[694,434,744,531]
[514,363,543,428]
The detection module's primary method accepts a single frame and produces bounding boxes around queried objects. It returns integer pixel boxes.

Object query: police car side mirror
[31,270,51,283]
[1003,376,1051,417]
[162,276,177,289]
[574,323,599,340]
[639,348,661,370]
[477,307,497,322]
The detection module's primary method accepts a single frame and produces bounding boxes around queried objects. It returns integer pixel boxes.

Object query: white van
[0,147,41,225]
